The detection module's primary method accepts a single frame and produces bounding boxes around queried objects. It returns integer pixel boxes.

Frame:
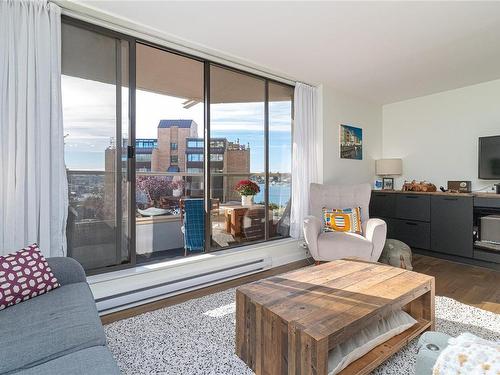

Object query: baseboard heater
[95,257,272,315]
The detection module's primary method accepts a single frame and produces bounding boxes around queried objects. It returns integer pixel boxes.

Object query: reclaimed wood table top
[237,258,434,350]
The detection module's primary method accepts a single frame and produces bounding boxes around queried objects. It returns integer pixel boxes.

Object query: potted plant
[235,179,260,206]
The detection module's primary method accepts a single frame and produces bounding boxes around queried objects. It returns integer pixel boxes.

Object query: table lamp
[375,159,402,190]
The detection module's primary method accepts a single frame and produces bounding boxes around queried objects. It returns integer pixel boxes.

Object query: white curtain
[290,83,320,239]
[0,0,68,256]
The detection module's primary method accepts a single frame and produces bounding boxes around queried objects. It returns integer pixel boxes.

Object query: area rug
[104,289,500,375]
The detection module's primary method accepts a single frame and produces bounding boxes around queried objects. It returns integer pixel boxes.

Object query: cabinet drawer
[474,197,500,208]
[431,196,473,257]
[393,219,430,249]
[396,194,430,222]
[370,193,396,218]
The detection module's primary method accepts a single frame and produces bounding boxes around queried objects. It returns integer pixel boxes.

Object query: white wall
[383,79,500,190]
[320,85,383,185]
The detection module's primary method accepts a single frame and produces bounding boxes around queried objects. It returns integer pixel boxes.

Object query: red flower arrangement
[235,179,260,196]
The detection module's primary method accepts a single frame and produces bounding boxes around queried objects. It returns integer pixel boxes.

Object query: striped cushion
[322,207,362,234]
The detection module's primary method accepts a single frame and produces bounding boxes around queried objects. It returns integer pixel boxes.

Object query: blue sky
[63,76,292,173]
[211,100,292,173]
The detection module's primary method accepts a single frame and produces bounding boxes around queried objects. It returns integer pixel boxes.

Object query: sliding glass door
[135,43,204,263]
[209,65,266,248]
[61,17,293,274]
[61,21,132,272]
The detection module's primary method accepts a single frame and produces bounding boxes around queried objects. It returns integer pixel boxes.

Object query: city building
[104,119,251,202]
[151,120,197,173]
[136,139,157,171]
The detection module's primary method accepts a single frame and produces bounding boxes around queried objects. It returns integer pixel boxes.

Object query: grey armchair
[303,183,387,262]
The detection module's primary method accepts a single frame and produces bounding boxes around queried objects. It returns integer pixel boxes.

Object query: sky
[62,75,292,173]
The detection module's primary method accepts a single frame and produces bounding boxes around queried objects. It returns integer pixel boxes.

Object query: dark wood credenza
[370,190,500,269]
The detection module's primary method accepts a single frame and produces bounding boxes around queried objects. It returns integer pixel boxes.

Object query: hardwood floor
[102,254,499,325]
[413,254,500,314]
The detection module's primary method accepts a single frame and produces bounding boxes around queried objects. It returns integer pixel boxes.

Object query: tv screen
[479,136,500,180]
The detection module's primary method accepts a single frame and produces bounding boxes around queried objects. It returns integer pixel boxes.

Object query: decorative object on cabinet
[447,180,472,193]
[375,159,402,190]
[402,180,437,192]
[383,177,394,190]
[374,179,383,190]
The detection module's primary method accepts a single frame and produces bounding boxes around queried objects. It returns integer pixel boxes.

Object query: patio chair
[180,198,205,255]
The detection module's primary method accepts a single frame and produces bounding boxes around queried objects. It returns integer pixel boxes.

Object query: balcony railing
[66,169,291,269]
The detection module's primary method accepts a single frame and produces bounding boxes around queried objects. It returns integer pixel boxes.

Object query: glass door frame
[63,16,294,275]
[62,16,137,275]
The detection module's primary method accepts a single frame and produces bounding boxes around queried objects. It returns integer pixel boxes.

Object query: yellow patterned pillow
[323,207,362,234]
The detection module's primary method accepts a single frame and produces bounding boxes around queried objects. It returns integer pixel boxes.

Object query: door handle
[127,145,135,159]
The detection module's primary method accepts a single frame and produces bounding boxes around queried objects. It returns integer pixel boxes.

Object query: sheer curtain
[0,0,68,256]
[290,83,321,239]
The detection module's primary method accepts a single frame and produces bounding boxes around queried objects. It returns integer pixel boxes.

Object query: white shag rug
[104,289,500,375]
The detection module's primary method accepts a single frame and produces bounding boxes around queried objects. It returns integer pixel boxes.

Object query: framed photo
[382,177,394,190]
[340,124,362,160]
[373,179,383,190]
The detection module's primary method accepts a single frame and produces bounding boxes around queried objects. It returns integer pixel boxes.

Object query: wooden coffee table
[236,259,435,375]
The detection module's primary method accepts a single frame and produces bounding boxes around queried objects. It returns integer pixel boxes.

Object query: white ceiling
[79,1,500,104]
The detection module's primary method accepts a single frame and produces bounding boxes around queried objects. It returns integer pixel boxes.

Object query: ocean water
[254,183,291,207]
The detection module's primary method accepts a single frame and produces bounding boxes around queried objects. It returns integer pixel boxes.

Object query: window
[210,140,225,148]
[187,153,203,162]
[61,17,293,274]
[137,139,157,149]
[210,154,224,161]
[136,154,152,162]
[209,65,266,247]
[187,140,203,148]
[61,21,131,272]
[135,42,204,264]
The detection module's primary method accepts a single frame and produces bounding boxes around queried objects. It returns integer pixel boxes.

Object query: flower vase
[241,195,253,207]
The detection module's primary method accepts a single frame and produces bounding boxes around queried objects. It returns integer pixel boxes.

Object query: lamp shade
[376,158,402,176]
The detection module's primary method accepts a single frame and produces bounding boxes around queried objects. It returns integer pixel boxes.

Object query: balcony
[67,170,290,272]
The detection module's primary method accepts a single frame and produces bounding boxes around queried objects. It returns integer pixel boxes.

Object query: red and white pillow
[0,244,59,311]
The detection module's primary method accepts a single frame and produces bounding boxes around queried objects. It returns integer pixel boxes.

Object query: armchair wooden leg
[315,261,321,266]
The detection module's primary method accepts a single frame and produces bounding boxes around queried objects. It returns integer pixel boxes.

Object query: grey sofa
[0,257,120,375]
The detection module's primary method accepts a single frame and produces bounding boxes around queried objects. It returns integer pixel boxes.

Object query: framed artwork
[383,177,394,190]
[340,124,362,160]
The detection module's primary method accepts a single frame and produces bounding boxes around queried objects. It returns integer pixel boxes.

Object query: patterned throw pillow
[323,207,363,234]
[0,244,59,311]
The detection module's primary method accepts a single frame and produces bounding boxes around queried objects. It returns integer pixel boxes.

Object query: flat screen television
[479,135,500,180]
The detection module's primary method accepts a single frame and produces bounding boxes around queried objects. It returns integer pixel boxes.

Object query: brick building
[151,120,198,172]
[105,119,251,203]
